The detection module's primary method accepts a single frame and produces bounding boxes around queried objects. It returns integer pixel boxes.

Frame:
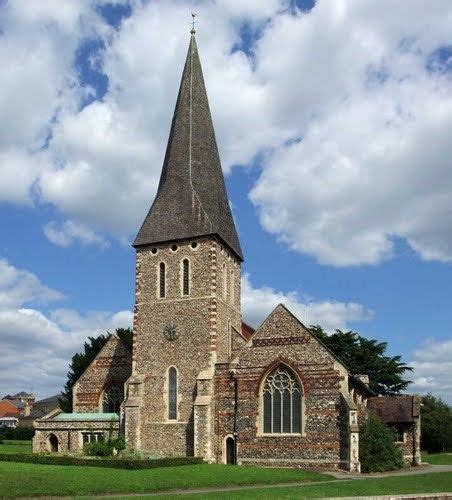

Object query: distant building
[19,394,62,428]
[0,399,20,428]
[3,392,35,416]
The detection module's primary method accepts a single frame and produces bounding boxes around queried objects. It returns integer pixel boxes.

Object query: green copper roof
[54,413,119,421]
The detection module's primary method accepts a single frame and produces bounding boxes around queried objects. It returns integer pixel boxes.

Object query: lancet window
[168,366,178,420]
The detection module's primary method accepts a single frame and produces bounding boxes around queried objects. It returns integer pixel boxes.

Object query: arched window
[262,366,302,434]
[182,259,189,296]
[102,383,124,413]
[168,366,178,420]
[159,262,166,298]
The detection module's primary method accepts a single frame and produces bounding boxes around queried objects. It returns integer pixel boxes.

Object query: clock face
[163,323,179,341]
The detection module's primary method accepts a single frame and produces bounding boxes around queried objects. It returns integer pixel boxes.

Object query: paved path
[327,464,452,479]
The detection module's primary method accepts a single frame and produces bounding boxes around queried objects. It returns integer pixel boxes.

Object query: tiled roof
[34,394,62,405]
[0,400,20,417]
[133,33,243,261]
[368,395,419,423]
[241,322,255,341]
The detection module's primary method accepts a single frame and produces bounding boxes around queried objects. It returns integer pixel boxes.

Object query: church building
[33,31,421,472]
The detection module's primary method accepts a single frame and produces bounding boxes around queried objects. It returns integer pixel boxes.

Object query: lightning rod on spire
[191,12,197,34]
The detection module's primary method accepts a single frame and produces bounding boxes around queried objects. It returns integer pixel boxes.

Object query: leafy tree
[360,413,404,472]
[421,393,452,453]
[59,328,133,412]
[310,326,412,395]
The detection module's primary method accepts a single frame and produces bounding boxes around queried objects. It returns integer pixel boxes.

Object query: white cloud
[409,338,452,403]
[43,220,107,248]
[0,258,131,399]
[1,0,451,263]
[0,258,62,309]
[249,1,452,266]
[241,274,373,331]
[0,0,106,204]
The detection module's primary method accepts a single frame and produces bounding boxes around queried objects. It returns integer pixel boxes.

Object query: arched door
[225,436,235,465]
[48,434,59,453]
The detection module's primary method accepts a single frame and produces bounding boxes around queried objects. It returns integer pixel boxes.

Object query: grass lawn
[422,452,452,465]
[0,461,330,497]
[153,472,452,499]
[0,440,32,455]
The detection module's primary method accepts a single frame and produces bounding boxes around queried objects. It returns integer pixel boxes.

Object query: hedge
[0,427,34,440]
[0,453,203,469]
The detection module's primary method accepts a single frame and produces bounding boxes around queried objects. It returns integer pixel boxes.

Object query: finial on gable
[190,12,197,34]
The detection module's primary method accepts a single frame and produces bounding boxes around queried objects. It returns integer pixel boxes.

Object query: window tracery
[102,383,123,413]
[262,366,302,434]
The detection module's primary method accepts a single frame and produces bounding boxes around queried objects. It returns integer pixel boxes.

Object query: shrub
[360,414,404,472]
[0,427,34,440]
[0,453,203,469]
[84,437,126,457]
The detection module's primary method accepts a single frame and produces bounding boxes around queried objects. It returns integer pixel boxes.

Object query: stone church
[33,32,421,472]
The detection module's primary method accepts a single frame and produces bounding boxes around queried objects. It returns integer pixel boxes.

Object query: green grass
[0,462,330,497]
[422,452,452,465]
[151,472,452,498]
[0,440,32,455]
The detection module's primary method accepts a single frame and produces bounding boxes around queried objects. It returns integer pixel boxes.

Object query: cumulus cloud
[409,338,452,403]
[0,258,62,309]
[241,274,373,331]
[43,220,107,248]
[0,258,131,399]
[1,0,452,263]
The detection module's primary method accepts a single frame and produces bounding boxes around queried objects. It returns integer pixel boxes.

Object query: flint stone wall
[73,335,131,412]
[212,304,351,469]
[33,419,119,453]
[126,236,242,457]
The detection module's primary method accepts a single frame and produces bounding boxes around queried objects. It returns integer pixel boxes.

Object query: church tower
[124,31,243,459]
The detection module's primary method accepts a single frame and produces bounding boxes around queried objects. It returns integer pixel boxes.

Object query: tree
[360,413,404,472]
[310,326,412,395]
[421,393,452,453]
[59,328,133,412]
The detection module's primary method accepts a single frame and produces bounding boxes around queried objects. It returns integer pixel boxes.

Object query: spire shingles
[133,34,243,261]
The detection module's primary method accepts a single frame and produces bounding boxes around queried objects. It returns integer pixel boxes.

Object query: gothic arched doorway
[225,436,236,465]
[48,434,59,453]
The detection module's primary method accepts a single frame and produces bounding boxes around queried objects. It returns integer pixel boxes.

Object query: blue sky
[0,0,451,402]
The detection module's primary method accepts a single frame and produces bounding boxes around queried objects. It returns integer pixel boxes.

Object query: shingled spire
[133,32,243,261]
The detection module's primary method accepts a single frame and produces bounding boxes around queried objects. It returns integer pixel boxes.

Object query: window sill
[257,433,305,437]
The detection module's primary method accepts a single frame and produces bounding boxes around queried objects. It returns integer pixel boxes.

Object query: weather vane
[190,12,197,34]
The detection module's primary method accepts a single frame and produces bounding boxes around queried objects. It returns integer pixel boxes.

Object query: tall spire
[134,32,243,261]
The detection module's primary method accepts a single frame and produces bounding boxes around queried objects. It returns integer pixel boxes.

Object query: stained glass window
[262,367,302,434]
[168,367,178,420]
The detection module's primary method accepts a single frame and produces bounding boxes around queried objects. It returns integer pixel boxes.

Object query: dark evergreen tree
[360,413,404,472]
[310,325,412,395]
[59,328,133,412]
[421,393,452,453]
